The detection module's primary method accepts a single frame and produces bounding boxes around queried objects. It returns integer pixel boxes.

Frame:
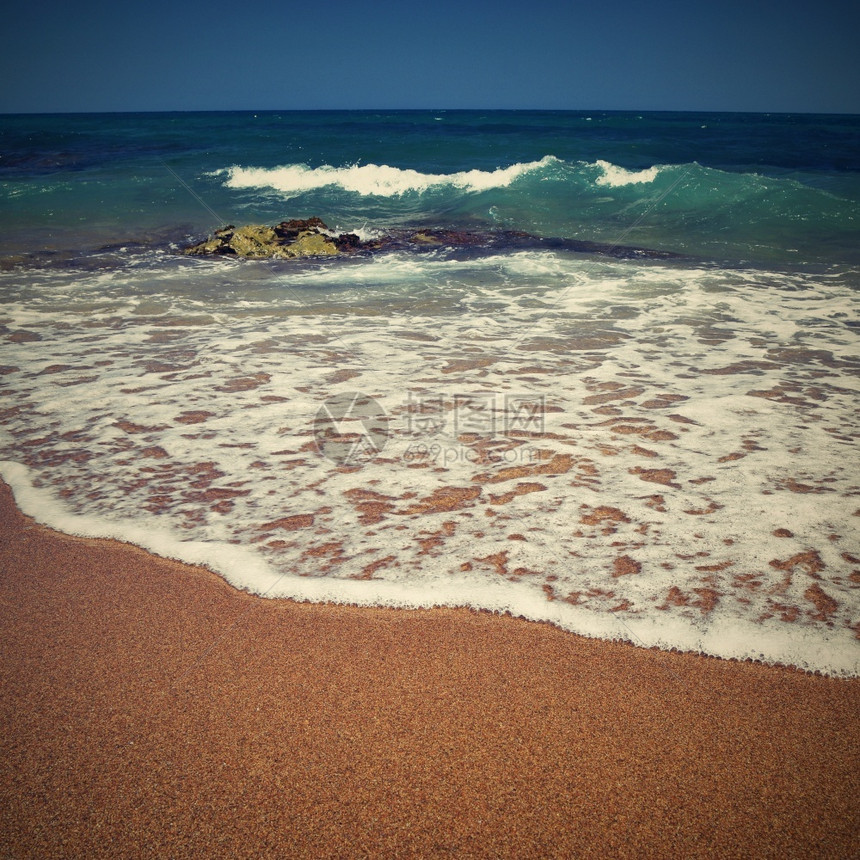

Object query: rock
[0,255,30,271]
[410,231,442,245]
[184,218,342,259]
[182,218,680,262]
[331,232,364,253]
[277,231,338,258]
[229,225,279,258]
[184,217,363,260]
[273,217,329,240]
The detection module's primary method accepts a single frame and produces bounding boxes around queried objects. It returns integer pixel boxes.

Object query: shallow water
[1,110,859,675]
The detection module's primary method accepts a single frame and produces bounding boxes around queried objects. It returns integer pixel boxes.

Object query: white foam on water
[216,157,559,198]
[1,457,856,677]
[2,456,856,677]
[1,254,858,677]
[593,159,662,187]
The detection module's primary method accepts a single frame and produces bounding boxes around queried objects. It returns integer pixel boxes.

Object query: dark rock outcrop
[183,218,679,261]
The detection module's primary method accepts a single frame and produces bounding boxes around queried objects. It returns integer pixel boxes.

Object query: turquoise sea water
[2,110,859,265]
[1,111,859,675]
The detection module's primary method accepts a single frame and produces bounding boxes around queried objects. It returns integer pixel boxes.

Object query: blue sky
[2,0,858,113]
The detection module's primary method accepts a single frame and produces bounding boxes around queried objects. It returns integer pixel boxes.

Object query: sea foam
[2,251,859,678]
[216,156,559,198]
[593,159,662,186]
[2,457,857,678]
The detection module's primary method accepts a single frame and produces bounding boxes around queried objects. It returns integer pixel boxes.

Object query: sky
[1,0,859,113]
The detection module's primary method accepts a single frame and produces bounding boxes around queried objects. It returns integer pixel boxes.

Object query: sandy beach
[0,478,858,858]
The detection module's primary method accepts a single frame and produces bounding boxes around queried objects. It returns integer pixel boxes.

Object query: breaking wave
[216,156,560,198]
[593,159,663,186]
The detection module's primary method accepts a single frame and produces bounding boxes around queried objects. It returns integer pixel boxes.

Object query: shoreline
[1,479,859,857]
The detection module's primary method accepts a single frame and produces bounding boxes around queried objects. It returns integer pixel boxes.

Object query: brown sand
[0,480,858,859]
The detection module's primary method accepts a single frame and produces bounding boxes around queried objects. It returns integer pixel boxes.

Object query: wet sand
[1,480,858,858]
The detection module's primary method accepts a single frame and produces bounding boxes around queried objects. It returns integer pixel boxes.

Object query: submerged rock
[182,218,679,261]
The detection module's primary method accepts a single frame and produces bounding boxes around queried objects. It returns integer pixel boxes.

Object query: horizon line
[2,107,859,118]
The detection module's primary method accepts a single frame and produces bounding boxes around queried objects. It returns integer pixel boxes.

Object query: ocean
[1,110,858,676]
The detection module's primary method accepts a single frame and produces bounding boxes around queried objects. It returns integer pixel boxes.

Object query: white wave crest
[594,159,662,187]
[216,156,559,199]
